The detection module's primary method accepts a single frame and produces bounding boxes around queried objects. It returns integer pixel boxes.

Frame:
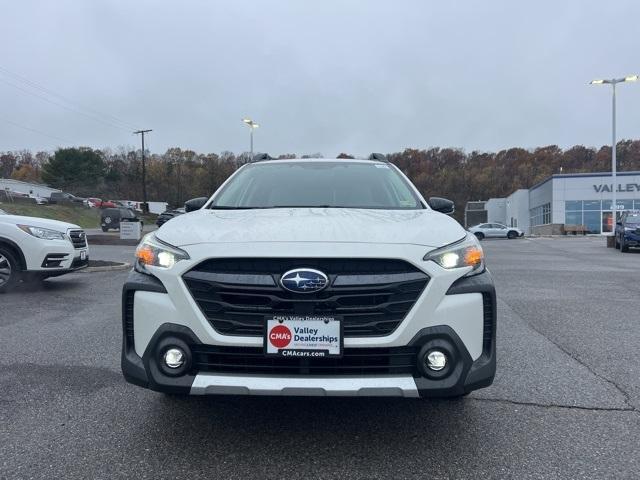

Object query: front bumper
[19,228,89,272]
[622,231,640,247]
[121,267,496,398]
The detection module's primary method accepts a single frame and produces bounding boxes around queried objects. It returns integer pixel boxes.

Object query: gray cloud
[0,0,639,156]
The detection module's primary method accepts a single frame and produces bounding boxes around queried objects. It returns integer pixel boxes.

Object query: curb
[79,262,132,273]
[87,235,140,246]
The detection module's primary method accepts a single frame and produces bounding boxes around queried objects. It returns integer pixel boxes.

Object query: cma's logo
[593,183,640,193]
[280,268,328,294]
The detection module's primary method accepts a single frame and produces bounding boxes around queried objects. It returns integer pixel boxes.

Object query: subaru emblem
[280,268,329,294]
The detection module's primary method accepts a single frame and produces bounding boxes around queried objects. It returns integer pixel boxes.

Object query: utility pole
[134,129,152,213]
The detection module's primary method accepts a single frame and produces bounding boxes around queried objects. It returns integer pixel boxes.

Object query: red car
[87,198,118,208]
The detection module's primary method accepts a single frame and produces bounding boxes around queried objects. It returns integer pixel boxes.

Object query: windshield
[210,161,423,210]
[624,213,640,225]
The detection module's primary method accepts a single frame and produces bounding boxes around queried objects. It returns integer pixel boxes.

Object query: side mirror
[428,197,455,215]
[184,197,208,212]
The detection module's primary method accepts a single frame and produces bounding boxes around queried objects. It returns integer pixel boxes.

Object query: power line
[0,65,140,131]
[0,77,133,133]
[1,118,72,144]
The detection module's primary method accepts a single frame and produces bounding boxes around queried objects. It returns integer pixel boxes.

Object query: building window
[583,200,601,211]
[602,199,634,211]
[564,199,637,234]
[565,211,582,226]
[530,202,551,227]
[583,211,600,233]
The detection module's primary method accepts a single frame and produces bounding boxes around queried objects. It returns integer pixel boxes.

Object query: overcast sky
[0,0,639,156]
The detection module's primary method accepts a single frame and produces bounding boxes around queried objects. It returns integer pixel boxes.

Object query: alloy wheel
[0,253,11,287]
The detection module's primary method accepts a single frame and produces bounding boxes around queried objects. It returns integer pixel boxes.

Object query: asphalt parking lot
[1,238,639,479]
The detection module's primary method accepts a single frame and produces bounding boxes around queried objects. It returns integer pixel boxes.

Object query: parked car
[28,194,49,205]
[122,156,496,399]
[49,192,85,204]
[101,200,119,208]
[118,200,140,210]
[0,210,89,292]
[615,211,640,252]
[85,197,103,208]
[156,207,185,227]
[469,223,523,240]
[100,207,143,232]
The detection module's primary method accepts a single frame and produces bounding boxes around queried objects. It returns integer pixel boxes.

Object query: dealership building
[465,171,640,235]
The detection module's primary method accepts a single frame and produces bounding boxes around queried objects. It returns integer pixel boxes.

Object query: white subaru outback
[0,209,89,292]
[122,155,496,398]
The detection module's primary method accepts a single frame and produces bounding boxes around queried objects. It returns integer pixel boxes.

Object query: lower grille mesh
[192,345,420,376]
[124,291,135,345]
[482,292,494,354]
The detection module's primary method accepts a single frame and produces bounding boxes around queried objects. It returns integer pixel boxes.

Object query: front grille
[69,230,87,249]
[192,345,420,376]
[183,258,429,337]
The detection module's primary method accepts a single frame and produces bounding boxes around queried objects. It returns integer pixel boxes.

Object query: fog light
[426,350,447,371]
[164,348,185,369]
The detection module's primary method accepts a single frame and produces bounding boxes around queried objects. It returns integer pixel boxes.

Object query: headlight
[423,233,485,277]
[18,225,67,241]
[135,234,189,272]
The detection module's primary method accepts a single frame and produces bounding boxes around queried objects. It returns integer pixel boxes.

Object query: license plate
[80,250,87,261]
[265,315,342,358]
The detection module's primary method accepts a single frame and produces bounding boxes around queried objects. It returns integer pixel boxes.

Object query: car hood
[155,208,466,248]
[0,214,81,231]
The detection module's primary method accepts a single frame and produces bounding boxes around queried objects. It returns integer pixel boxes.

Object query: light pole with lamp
[242,118,259,157]
[589,75,638,236]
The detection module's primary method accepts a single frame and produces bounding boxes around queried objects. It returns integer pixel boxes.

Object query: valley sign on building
[467,171,640,235]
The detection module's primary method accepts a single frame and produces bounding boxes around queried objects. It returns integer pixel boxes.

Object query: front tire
[474,232,485,241]
[621,237,629,253]
[507,230,518,239]
[0,247,20,293]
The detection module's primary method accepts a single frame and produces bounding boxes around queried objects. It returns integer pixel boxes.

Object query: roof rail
[367,153,389,162]
[252,153,274,162]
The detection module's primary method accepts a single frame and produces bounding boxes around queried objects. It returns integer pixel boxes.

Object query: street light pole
[611,82,616,232]
[242,118,259,157]
[589,75,638,235]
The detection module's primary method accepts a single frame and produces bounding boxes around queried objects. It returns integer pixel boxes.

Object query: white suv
[469,223,524,240]
[0,209,89,292]
[122,156,496,398]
